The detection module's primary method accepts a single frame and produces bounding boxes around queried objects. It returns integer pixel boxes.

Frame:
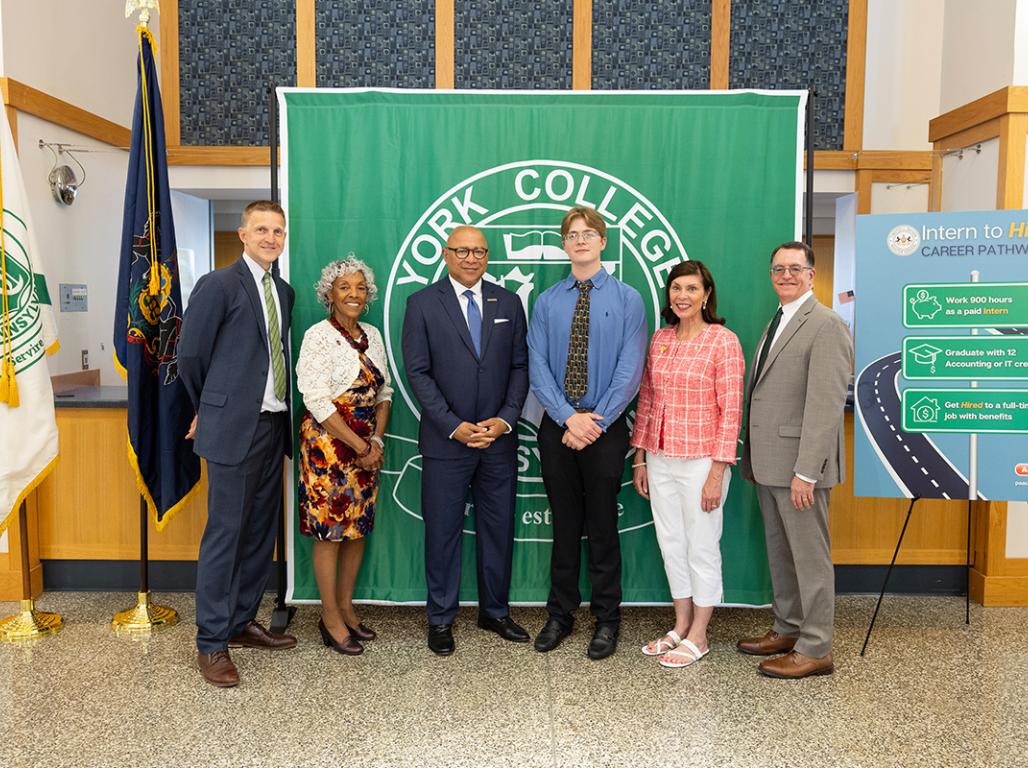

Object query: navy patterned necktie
[563,280,593,401]
[463,289,482,356]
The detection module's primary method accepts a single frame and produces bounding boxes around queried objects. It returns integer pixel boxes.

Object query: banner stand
[111,496,177,633]
[805,87,814,244]
[267,82,296,635]
[860,496,973,655]
[0,501,63,642]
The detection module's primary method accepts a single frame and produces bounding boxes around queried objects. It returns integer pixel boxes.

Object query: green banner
[280,89,805,606]
[902,388,1028,433]
[904,282,1028,327]
[902,335,1028,380]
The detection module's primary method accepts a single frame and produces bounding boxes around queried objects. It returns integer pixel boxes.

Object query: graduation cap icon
[909,343,943,366]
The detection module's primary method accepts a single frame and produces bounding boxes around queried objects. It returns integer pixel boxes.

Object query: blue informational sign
[855,210,1028,502]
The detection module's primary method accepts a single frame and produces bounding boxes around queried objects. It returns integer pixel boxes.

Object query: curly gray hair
[314,254,378,309]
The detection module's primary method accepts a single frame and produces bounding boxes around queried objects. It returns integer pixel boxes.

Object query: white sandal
[641,630,682,656]
[658,638,709,669]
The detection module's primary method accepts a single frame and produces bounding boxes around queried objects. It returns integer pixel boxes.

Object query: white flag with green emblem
[0,104,58,535]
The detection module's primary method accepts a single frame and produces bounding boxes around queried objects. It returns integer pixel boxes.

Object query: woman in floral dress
[296,255,392,656]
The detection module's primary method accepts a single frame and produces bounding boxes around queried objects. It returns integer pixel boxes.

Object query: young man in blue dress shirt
[528,207,647,660]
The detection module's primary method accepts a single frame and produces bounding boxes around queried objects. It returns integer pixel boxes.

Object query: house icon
[910,396,940,423]
[909,343,943,366]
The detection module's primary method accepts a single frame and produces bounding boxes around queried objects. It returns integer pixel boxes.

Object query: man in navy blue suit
[179,200,298,687]
[402,225,530,655]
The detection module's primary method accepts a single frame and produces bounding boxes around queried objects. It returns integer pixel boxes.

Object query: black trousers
[195,411,286,653]
[538,413,629,628]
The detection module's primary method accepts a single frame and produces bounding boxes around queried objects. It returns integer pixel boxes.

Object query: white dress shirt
[242,252,287,413]
[445,275,511,438]
[449,275,483,329]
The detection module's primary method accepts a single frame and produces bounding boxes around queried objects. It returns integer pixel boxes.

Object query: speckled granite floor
[0,593,1024,768]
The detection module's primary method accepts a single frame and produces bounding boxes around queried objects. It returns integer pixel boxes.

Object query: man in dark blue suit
[402,225,530,655]
[179,200,298,687]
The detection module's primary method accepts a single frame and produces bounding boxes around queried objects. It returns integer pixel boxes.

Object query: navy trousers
[195,412,285,653]
[421,448,517,625]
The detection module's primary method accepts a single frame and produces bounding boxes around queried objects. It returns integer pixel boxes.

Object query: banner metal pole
[805,87,815,246]
[0,501,63,642]
[268,81,295,634]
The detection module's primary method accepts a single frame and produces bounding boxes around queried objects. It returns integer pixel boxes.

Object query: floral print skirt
[297,353,383,541]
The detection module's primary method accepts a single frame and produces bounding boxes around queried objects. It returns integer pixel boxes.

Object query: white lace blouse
[295,319,393,423]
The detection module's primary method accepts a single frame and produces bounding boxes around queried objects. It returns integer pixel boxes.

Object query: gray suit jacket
[741,295,852,488]
[179,257,295,466]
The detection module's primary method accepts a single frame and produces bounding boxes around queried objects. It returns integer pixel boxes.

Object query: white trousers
[646,454,729,607]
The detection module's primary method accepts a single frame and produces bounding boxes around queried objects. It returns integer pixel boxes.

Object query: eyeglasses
[445,247,489,261]
[562,230,601,243]
[770,265,812,277]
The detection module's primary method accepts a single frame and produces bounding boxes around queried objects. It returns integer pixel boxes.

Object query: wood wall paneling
[0,77,130,148]
[842,0,867,151]
[997,112,1028,209]
[159,0,181,145]
[0,495,43,601]
[435,0,455,89]
[572,0,593,90]
[709,0,731,90]
[36,409,208,560]
[296,0,317,87]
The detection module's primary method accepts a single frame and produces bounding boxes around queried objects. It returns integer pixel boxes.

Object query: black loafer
[477,614,530,643]
[428,623,455,656]
[534,618,573,652]
[587,625,618,660]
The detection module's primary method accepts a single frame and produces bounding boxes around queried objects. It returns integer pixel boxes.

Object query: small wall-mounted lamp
[40,140,87,206]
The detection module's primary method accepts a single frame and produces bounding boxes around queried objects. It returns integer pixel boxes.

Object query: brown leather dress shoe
[736,629,797,656]
[758,651,834,679]
[228,620,297,650]
[197,650,240,688]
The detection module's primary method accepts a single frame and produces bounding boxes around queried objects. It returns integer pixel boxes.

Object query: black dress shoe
[318,620,364,656]
[346,622,377,641]
[534,618,573,652]
[428,624,455,656]
[587,625,618,660]
[477,614,530,643]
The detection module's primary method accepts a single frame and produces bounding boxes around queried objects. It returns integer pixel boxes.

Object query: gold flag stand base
[0,599,64,643]
[112,591,177,634]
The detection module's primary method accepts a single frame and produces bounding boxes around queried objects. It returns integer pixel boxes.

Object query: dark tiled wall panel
[729,0,848,150]
[316,1,435,88]
[179,1,297,146]
[592,0,711,90]
[454,0,573,89]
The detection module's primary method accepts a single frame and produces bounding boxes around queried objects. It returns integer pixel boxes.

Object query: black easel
[860,496,973,656]
[267,82,296,634]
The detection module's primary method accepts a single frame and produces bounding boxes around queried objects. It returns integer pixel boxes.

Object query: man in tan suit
[737,241,852,679]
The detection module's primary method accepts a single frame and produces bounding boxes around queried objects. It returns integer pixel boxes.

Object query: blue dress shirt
[527,266,647,431]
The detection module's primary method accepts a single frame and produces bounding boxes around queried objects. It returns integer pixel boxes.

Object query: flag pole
[268,80,296,634]
[112,496,177,633]
[0,501,63,642]
[111,3,181,634]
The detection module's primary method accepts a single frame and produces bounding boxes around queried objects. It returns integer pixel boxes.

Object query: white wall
[940,0,1019,112]
[863,0,944,150]
[170,190,213,308]
[870,182,930,214]
[1009,502,1028,557]
[17,112,129,384]
[0,0,142,126]
[940,137,999,211]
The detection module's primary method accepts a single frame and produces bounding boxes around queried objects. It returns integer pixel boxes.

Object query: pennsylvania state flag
[113,28,199,529]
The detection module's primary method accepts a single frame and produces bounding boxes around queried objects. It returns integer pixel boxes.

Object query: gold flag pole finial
[125,0,160,28]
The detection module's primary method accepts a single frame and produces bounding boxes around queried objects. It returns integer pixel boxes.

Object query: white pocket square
[494,318,510,324]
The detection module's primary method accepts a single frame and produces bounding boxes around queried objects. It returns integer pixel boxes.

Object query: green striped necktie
[262,271,287,401]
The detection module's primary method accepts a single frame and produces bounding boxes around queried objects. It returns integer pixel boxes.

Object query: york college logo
[383,160,689,541]
[1,211,46,374]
